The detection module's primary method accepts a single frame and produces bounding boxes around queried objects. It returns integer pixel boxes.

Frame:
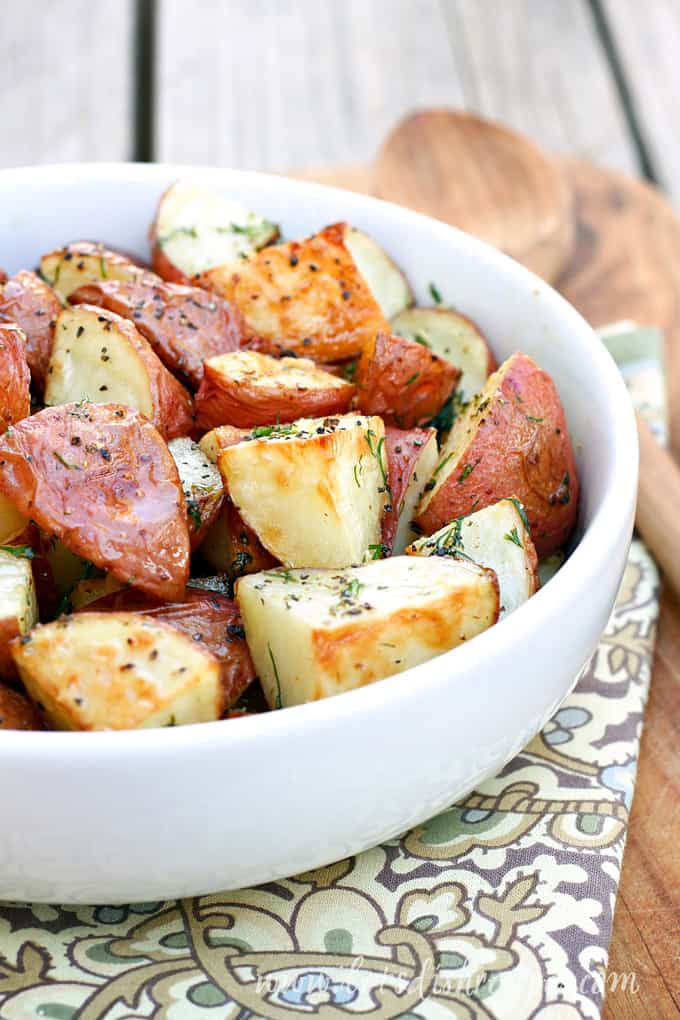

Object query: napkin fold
[0,326,661,1020]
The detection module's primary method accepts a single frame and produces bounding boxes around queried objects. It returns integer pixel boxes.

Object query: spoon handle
[636,413,680,593]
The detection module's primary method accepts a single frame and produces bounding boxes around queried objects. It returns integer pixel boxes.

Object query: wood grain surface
[305,139,680,1020]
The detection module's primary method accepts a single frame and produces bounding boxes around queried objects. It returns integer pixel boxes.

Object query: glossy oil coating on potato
[40,241,147,299]
[0,403,190,600]
[81,587,255,710]
[0,546,38,677]
[391,307,496,403]
[195,350,356,431]
[415,352,579,555]
[69,277,253,386]
[150,181,279,284]
[383,426,439,554]
[11,612,222,730]
[218,415,388,568]
[407,497,539,618]
[355,332,460,428]
[0,324,31,428]
[168,437,224,549]
[0,270,62,392]
[45,304,194,440]
[0,683,43,730]
[198,223,390,362]
[236,556,499,707]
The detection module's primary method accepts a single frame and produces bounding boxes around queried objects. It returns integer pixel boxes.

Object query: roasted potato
[0,498,29,547]
[150,180,279,284]
[198,424,250,462]
[45,304,194,441]
[407,498,539,617]
[69,574,125,610]
[383,426,439,554]
[195,350,356,431]
[236,556,499,707]
[69,277,253,387]
[81,587,255,709]
[0,546,38,677]
[168,437,224,549]
[354,331,459,428]
[11,612,222,730]
[415,352,579,556]
[0,324,30,427]
[198,223,390,362]
[392,308,496,402]
[218,414,388,568]
[0,683,43,730]
[40,241,146,300]
[0,270,62,391]
[343,226,413,319]
[199,498,278,578]
[0,402,190,600]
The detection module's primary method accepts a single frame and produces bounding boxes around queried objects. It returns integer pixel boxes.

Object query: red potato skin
[194,360,356,432]
[0,270,61,393]
[70,279,253,387]
[0,683,43,729]
[416,353,579,556]
[0,324,30,428]
[355,332,460,428]
[382,426,436,552]
[6,523,59,622]
[0,403,190,600]
[82,587,255,710]
[150,229,192,286]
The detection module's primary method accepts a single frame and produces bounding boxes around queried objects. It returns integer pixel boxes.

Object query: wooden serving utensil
[297,108,680,592]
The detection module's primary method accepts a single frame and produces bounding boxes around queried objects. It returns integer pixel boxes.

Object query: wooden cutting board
[298,114,680,1019]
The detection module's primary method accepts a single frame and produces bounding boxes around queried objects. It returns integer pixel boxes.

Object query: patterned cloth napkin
[0,327,662,1020]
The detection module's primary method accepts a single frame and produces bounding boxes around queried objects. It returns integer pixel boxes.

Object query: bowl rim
[0,162,639,755]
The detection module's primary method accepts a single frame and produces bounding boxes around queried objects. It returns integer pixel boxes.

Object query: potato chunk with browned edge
[168,437,224,549]
[236,556,499,707]
[11,613,222,730]
[0,403,190,600]
[0,547,38,678]
[40,241,146,299]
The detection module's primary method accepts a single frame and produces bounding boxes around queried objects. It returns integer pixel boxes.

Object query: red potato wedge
[40,241,147,300]
[69,278,253,387]
[0,270,62,392]
[407,497,539,618]
[80,587,255,710]
[167,437,225,549]
[415,352,579,556]
[382,426,439,554]
[195,350,356,432]
[0,683,43,730]
[392,307,496,403]
[150,180,279,284]
[198,222,390,362]
[0,324,30,428]
[355,332,460,428]
[0,403,190,600]
[0,546,38,677]
[45,304,194,441]
[11,613,222,730]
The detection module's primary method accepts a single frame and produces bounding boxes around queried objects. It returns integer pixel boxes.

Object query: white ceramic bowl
[0,165,637,904]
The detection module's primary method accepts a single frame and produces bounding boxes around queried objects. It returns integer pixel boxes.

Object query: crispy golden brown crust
[0,324,30,428]
[415,352,579,556]
[197,223,390,362]
[0,403,191,600]
[355,332,459,428]
[0,270,61,392]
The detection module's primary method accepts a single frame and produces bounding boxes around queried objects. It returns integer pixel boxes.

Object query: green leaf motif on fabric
[85,941,145,965]
[323,928,353,954]
[434,951,466,970]
[419,806,500,845]
[36,1006,76,1020]
[188,981,229,1007]
[160,932,189,949]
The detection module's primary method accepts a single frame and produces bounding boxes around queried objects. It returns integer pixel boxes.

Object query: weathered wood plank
[156,0,638,174]
[0,0,135,166]
[602,0,680,203]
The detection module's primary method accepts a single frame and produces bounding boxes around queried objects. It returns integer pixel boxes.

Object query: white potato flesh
[40,243,145,299]
[198,424,248,464]
[168,437,224,542]
[219,414,388,568]
[237,556,498,707]
[11,612,222,730]
[45,305,154,416]
[392,432,439,555]
[0,548,38,640]
[392,307,493,402]
[344,227,413,319]
[406,499,538,618]
[0,495,27,544]
[206,350,350,392]
[155,181,278,276]
[69,575,126,611]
